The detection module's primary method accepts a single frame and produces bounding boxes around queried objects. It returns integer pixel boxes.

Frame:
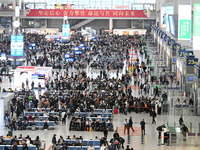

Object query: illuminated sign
[193,3,200,50]
[165,6,173,32]
[186,57,198,66]
[178,5,191,39]
[62,24,70,38]
[10,35,24,56]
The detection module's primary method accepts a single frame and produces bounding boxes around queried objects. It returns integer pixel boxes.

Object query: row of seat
[3,139,36,144]
[74,112,113,117]
[20,115,111,122]
[0,145,36,150]
[20,121,55,128]
[29,108,112,113]
[175,105,190,108]
[65,140,100,146]
[24,112,59,116]
[68,146,100,150]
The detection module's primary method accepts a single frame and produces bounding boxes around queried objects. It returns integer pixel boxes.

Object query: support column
[109,19,113,31]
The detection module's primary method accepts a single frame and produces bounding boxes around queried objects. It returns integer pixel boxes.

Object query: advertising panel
[10,35,24,56]
[62,24,70,38]
[178,5,191,40]
[193,3,200,50]
[165,6,173,32]
[160,7,166,28]
[14,66,52,89]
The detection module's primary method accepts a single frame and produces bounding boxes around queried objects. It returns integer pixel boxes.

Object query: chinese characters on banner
[26,9,147,18]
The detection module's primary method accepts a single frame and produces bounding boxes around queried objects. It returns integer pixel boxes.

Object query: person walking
[52,134,57,148]
[129,117,135,132]
[140,119,146,135]
[151,109,157,124]
[31,81,35,90]
[123,119,130,135]
[179,115,184,126]
[103,127,108,139]
[61,111,67,125]
[154,86,159,97]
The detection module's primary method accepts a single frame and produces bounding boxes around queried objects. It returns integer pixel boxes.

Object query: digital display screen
[187,76,194,81]
[74,50,82,55]
[65,57,74,62]
[93,38,98,41]
[11,61,22,66]
[31,74,45,88]
[32,74,45,80]
[29,43,36,46]
[28,43,36,50]
[173,58,177,62]
[74,47,79,50]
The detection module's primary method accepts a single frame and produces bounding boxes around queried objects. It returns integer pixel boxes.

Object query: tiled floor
[0,41,200,150]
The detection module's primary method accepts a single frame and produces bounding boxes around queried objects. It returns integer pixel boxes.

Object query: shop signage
[25,9,148,18]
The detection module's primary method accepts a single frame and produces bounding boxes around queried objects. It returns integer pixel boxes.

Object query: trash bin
[32,125,36,131]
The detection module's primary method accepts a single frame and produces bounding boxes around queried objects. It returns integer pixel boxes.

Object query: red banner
[25,9,147,18]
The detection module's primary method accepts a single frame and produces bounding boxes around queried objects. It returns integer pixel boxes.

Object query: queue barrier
[0,145,36,150]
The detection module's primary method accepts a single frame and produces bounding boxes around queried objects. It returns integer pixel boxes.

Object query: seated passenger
[43,120,49,130]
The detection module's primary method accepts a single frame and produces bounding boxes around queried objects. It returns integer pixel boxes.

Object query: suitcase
[114,108,118,114]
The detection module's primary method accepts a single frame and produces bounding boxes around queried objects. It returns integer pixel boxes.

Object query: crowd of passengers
[23,33,134,70]
[1,33,152,150]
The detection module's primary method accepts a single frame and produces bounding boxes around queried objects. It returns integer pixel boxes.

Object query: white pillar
[109,19,113,31]
[0,99,4,127]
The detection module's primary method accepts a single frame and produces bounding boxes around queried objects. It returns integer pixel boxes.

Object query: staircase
[71,19,95,30]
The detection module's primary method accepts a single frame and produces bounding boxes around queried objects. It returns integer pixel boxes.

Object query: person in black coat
[113,130,120,140]
[151,109,157,124]
[140,119,146,135]
[129,117,135,132]
[103,127,108,139]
